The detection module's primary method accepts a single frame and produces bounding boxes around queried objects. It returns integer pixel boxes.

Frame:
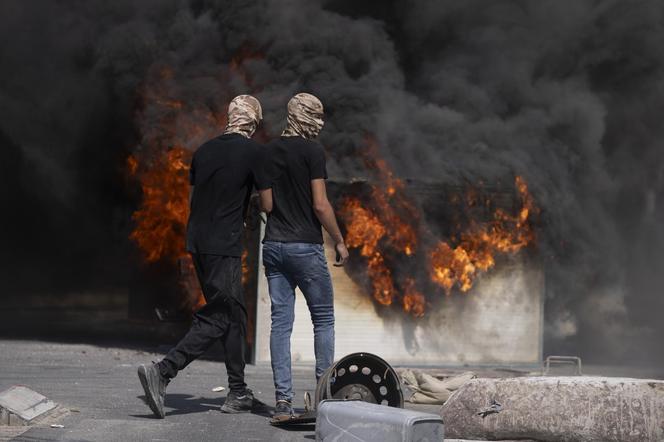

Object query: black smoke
[1,0,663,365]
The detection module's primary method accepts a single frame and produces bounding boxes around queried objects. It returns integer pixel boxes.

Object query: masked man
[138,95,265,418]
[258,93,349,420]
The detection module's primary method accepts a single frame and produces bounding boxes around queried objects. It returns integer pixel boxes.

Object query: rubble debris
[441,376,664,441]
[211,386,225,392]
[0,386,57,426]
[401,369,475,404]
[315,399,444,442]
[50,424,65,428]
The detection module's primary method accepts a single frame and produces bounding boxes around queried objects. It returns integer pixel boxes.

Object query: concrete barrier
[441,376,664,441]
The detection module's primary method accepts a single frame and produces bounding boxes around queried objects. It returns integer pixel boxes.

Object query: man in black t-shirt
[138,95,265,418]
[258,93,349,421]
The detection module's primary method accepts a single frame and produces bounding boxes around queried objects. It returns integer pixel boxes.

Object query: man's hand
[334,242,349,267]
[311,179,348,267]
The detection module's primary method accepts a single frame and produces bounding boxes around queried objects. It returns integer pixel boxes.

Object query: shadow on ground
[134,394,273,419]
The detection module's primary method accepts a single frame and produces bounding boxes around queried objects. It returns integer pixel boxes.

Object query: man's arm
[253,143,273,214]
[259,188,273,214]
[311,178,349,266]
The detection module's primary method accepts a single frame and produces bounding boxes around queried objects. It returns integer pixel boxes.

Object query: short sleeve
[253,145,271,190]
[309,145,328,180]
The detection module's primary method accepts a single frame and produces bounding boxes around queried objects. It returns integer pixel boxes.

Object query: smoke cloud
[1,0,662,365]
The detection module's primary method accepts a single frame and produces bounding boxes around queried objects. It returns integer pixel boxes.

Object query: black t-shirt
[261,136,328,244]
[186,133,265,256]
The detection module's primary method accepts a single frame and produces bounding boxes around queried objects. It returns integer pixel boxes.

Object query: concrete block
[0,386,57,426]
[441,376,664,441]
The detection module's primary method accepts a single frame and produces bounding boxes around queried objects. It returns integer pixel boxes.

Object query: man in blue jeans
[258,93,349,420]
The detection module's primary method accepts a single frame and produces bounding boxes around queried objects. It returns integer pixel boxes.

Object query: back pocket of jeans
[288,243,317,257]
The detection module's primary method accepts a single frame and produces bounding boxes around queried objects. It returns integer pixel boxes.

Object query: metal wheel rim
[315,352,403,408]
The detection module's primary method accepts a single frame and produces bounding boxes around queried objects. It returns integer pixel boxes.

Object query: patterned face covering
[223,94,263,138]
[281,93,324,139]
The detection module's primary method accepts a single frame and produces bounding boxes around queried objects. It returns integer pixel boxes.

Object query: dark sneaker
[272,400,294,421]
[220,389,255,414]
[137,363,169,419]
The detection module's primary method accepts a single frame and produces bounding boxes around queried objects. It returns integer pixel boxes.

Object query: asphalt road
[2,339,662,442]
[0,339,326,441]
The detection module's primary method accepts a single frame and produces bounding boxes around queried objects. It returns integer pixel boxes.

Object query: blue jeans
[262,241,335,402]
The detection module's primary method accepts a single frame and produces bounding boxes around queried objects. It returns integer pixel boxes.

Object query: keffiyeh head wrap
[281,93,324,139]
[223,95,262,138]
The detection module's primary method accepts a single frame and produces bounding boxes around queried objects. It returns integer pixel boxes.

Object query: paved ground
[2,339,662,442]
[0,339,442,442]
[0,340,313,441]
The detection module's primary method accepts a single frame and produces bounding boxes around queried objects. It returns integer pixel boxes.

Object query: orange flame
[128,49,263,316]
[128,145,205,312]
[340,136,537,317]
[128,148,191,264]
[341,199,394,305]
[363,138,418,255]
[403,278,425,318]
[128,54,265,314]
[429,176,536,295]
[339,136,419,311]
[127,67,229,312]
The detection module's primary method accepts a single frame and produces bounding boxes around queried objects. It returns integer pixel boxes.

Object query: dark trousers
[157,253,248,394]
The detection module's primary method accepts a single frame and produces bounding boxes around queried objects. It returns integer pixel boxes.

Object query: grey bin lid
[316,399,444,442]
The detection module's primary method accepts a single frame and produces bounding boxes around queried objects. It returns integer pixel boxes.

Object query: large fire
[127,67,229,313]
[429,175,535,295]
[340,137,421,308]
[127,64,537,320]
[128,59,261,316]
[127,147,191,265]
[128,141,206,312]
[339,137,537,317]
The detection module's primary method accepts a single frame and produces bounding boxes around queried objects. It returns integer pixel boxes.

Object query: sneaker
[137,363,169,419]
[272,399,294,421]
[220,389,255,414]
